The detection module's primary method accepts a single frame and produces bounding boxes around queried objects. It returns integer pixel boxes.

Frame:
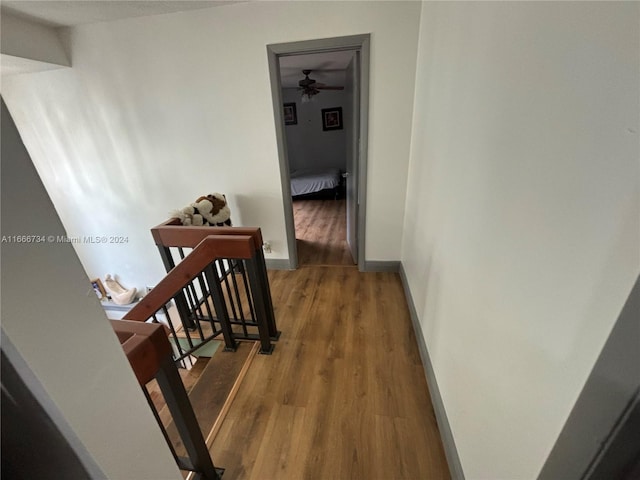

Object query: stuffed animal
[172,193,232,227]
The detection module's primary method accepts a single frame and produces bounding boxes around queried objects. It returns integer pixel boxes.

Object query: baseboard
[363,260,400,272]
[399,263,465,480]
[264,258,294,270]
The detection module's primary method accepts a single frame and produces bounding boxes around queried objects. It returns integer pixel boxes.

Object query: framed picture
[321,107,343,131]
[283,102,297,125]
[91,278,107,300]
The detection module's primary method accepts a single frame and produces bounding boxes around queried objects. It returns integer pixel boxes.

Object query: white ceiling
[1,0,242,28]
[279,50,355,89]
[1,0,354,88]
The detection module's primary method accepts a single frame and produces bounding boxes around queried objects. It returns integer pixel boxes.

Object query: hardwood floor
[293,199,355,266]
[208,267,451,479]
[146,202,450,478]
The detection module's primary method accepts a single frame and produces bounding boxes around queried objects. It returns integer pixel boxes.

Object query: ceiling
[279,51,355,89]
[1,1,242,28]
[1,0,353,88]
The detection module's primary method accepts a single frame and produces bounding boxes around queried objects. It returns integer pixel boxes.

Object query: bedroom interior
[279,50,357,267]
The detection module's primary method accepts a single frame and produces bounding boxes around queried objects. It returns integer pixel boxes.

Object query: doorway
[267,35,370,270]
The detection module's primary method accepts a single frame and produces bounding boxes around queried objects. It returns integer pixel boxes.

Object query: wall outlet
[263,241,272,254]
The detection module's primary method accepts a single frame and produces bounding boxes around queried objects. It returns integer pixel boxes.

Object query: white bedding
[290,168,341,197]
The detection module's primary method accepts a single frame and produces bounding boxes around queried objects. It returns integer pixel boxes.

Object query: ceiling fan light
[301,90,317,103]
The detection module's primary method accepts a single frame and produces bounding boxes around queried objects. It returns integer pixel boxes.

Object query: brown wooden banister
[151,223,279,355]
[108,224,278,479]
[151,219,264,250]
[110,319,223,479]
[112,320,172,385]
[122,225,279,355]
[124,234,254,322]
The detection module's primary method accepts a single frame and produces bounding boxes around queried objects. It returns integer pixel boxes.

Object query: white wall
[1,100,181,479]
[1,1,420,291]
[282,88,346,172]
[402,2,639,479]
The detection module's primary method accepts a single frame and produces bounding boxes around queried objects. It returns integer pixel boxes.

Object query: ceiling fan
[298,69,344,101]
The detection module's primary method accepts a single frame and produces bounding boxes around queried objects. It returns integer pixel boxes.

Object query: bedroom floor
[293,198,355,266]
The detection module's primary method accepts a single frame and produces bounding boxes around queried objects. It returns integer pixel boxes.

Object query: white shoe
[104,274,137,305]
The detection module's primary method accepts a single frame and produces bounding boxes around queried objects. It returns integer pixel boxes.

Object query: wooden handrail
[151,220,264,251]
[124,234,254,322]
[110,319,223,478]
[111,320,172,385]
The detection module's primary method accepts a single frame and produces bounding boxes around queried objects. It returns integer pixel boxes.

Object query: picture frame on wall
[321,107,343,131]
[283,102,297,125]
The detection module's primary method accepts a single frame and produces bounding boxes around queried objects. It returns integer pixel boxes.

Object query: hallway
[209,266,450,479]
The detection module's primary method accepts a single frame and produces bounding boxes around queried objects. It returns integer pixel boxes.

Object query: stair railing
[112,229,280,479]
[112,319,224,480]
[147,223,279,357]
[124,231,279,356]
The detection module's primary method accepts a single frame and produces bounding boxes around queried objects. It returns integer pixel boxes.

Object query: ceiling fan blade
[313,81,344,89]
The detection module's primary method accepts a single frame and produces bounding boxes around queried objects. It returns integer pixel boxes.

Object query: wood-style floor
[150,200,449,478]
[293,199,355,267]
[209,267,451,479]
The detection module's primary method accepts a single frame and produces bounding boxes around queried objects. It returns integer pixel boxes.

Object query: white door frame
[266,34,370,271]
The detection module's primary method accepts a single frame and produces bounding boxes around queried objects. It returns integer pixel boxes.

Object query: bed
[290,167,342,198]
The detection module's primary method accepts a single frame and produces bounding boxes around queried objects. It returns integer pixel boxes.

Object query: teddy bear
[172,193,232,227]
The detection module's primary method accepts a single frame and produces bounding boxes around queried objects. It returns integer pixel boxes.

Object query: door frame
[266,34,370,270]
